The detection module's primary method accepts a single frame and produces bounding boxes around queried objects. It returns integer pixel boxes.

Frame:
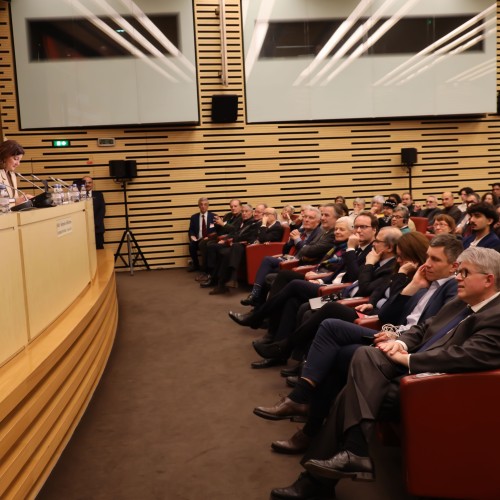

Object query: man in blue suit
[188,197,217,272]
[463,202,500,250]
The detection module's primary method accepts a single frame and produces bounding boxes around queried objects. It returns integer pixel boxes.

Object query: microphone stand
[114,178,150,275]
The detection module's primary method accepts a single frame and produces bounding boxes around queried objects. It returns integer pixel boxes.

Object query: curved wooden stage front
[0,205,118,499]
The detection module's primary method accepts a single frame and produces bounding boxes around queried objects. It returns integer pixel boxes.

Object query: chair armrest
[245,242,286,284]
[279,259,300,270]
[290,265,316,275]
[400,370,500,499]
[336,297,369,308]
[318,283,352,297]
[354,316,381,329]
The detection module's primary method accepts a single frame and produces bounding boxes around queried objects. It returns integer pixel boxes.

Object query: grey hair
[336,216,354,231]
[372,195,385,204]
[393,205,410,221]
[457,247,500,290]
[303,205,321,220]
[379,226,403,249]
[242,203,253,211]
[198,197,209,204]
[354,197,365,206]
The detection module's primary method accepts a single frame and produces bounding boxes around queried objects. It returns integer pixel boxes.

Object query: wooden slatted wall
[0,1,499,270]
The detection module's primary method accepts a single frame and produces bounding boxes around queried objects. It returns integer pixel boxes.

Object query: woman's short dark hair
[0,140,24,163]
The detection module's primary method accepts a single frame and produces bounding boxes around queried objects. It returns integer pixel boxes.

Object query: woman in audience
[349,197,365,217]
[433,213,456,235]
[482,192,499,206]
[278,204,295,226]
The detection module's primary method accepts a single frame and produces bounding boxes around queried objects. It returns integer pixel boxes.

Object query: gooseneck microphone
[16,172,45,192]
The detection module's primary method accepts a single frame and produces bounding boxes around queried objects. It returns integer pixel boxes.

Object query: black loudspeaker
[211,94,238,123]
[401,148,417,166]
[109,160,137,179]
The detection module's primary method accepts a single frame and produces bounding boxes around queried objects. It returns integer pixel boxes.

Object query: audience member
[440,191,463,224]
[417,195,441,227]
[492,182,500,199]
[279,205,295,226]
[386,193,402,205]
[457,186,474,212]
[187,197,217,272]
[482,192,499,206]
[401,192,420,216]
[378,200,396,228]
[463,202,500,249]
[390,206,411,233]
[432,213,456,235]
[294,247,500,497]
[370,195,385,216]
[214,199,242,235]
[349,198,365,217]
[239,205,338,306]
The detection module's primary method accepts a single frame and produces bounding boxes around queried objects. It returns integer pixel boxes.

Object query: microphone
[50,176,71,188]
[16,172,45,192]
[32,174,49,193]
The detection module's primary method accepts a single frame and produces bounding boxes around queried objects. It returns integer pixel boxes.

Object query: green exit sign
[52,139,71,147]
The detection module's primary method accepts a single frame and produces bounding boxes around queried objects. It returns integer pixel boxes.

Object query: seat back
[410,216,428,234]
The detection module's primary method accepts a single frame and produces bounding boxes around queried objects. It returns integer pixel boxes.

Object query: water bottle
[52,184,63,206]
[80,184,87,201]
[0,184,10,213]
[71,184,80,203]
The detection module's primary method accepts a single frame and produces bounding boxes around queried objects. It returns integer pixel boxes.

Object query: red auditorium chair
[410,216,429,234]
[245,226,291,284]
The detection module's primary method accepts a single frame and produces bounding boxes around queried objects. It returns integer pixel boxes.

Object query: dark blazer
[257,221,284,243]
[401,294,500,373]
[228,217,260,243]
[332,243,373,284]
[296,228,336,263]
[463,230,500,250]
[378,277,457,325]
[354,257,396,297]
[217,212,242,235]
[282,225,321,255]
[188,211,217,239]
[92,190,106,234]
[417,207,441,225]
[442,205,462,224]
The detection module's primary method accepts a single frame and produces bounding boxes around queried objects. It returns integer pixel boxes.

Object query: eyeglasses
[433,222,449,227]
[454,268,489,279]
[354,224,370,230]
[391,215,403,219]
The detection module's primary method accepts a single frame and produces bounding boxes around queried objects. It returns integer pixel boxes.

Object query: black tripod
[114,179,150,275]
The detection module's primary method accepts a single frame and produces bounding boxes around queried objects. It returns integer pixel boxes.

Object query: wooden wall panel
[0,1,499,270]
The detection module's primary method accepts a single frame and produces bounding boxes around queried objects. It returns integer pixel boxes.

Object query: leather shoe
[271,472,335,499]
[250,358,287,369]
[225,279,238,288]
[195,272,209,282]
[304,450,375,482]
[252,333,274,346]
[241,293,259,306]
[281,361,303,377]
[254,396,309,421]
[286,376,298,388]
[253,340,291,360]
[271,428,311,455]
[228,310,257,327]
[209,286,229,295]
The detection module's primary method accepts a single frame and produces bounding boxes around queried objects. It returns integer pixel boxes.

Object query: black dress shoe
[241,293,259,306]
[253,340,291,360]
[250,358,287,369]
[304,450,375,482]
[271,428,311,455]
[254,396,309,420]
[228,310,257,327]
[286,376,298,388]
[252,333,274,346]
[271,472,335,499]
[281,361,303,377]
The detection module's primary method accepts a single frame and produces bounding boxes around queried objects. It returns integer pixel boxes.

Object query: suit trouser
[216,243,246,283]
[189,240,201,268]
[254,256,281,287]
[303,346,403,462]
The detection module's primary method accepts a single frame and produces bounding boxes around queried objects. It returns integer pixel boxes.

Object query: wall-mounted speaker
[109,160,137,179]
[401,148,417,166]
[211,94,238,123]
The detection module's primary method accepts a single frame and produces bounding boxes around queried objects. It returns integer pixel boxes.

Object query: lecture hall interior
[1,1,499,499]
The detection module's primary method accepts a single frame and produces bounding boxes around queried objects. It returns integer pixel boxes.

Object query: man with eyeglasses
[276,247,500,498]
[417,195,441,228]
[463,202,500,250]
[390,206,411,234]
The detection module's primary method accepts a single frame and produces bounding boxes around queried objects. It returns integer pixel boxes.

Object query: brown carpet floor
[37,269,415,500]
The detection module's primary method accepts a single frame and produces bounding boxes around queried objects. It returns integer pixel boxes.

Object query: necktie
[201,214,207,237]
[416,306,472,352]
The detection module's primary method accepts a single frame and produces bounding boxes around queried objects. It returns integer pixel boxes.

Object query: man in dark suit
[207,205,283,293]
[82,176,106,249]
[270,247,500,499]
[463,202,500,250]
[188,197,217,272]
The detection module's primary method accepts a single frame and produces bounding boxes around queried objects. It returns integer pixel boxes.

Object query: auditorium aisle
[37,269,415,500]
